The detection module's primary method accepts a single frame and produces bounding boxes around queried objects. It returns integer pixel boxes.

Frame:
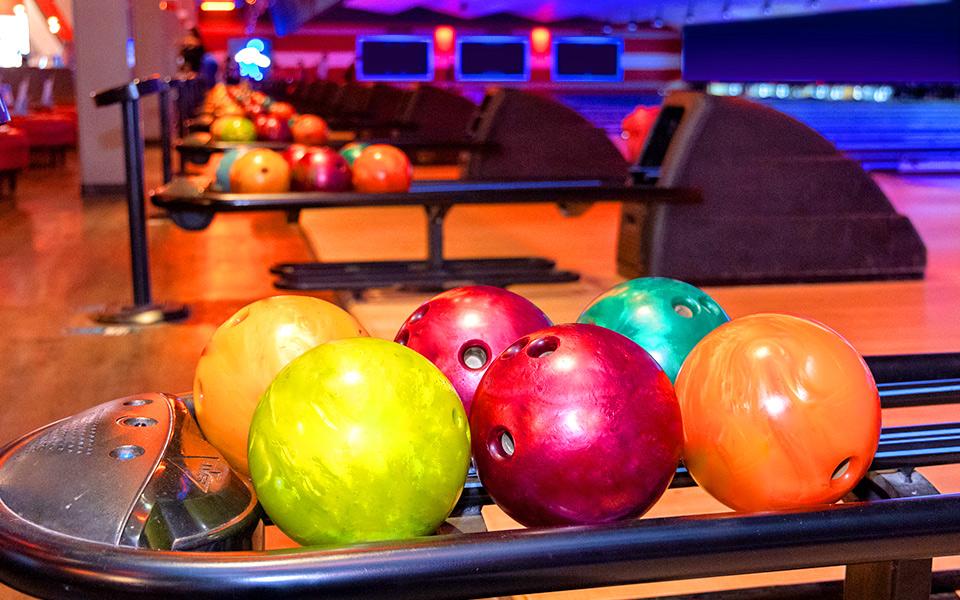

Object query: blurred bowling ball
[290,114,329,145]
[165,175,209,198]
[395,286,552,413]
[578,277,729,382]
[292,147,352,192]
[282,143,310,169]
[214,103,245,118]
[214,147,249,192]
[268,101,296,121]
[255,114,292,142]
[471,323,682,527]
[339,141,369,167]
[183,132,212,146]
[212,116,256,142]
[352,144,413,193]
[229,149,291,194]
[194,295,368,475]
[621,105,660,163]
[248,337,471,546]
[676,313,881,512]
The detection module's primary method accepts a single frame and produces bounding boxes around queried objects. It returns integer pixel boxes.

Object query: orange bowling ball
[268,101,296,121]
[290,114,329,145]
[194,295,369,475]
[229,148,291,194]
[352,144,413,193]
[675,313,880,512]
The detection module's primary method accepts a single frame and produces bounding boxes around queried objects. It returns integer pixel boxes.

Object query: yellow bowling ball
[194,295,368,475]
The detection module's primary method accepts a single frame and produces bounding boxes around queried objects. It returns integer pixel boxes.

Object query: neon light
[200,1,234,11]
[47,16,60,34]
[530,26,551,54]
[434,26,455,53]
[234,38,271,81]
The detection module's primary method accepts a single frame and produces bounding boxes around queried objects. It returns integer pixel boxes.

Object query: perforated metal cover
[0,393,258,550]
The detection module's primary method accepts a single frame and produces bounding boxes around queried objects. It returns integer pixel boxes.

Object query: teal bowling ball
[214,148,249,192]
[339,141,369,167]
[577,277,729,382]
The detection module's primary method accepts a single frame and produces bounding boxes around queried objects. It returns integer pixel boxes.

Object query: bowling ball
[229,149,291,194]
[292,147,352,192]
[214,148,249,192]
[339,141,369,167]
[165,175,210,198]
[577,277,729,382]
[214,103,245,118]
[395,286,552,413]
[183,132,212,146]
[621,105,660,163]
[282,143,310,169]
[268,101,296,121]
[194,295,368,475]
[675,313,881,512]
[212,116,256,142]
[248,337,471,546]
[470,323,682,527]
[352,144,413,193]
[255,114,292,142]
[290,114,329,145]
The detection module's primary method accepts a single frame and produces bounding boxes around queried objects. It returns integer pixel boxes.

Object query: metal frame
[0,357,959,599]
[89,77,188,325]
[152,179,698,291]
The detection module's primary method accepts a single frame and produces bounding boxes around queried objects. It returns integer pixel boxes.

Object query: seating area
[0,67,78,171]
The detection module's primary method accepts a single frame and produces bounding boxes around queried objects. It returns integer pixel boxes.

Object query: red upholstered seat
[8,112,77,167]
[0,126,29,194]
[0,126,29,171]
[12,112,77,148]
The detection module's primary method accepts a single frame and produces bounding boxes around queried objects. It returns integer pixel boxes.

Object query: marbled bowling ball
[193,295,367,475]
[578,277,729,382]
[248,338,471,546]
[395,286,552,413]
[676,313,881,512]
[470,323,682,526]
[229,149,291,194]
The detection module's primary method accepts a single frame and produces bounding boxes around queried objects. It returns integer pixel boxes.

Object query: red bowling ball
[292,147,352,192]
[255,114,292,142]
[395,286,552,413]
[282,143,310,169]
[470,323,682,527]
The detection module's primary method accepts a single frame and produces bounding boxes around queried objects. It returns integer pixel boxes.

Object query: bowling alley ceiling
[338,0,945,24]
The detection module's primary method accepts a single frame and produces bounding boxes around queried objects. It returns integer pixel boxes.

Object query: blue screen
[457,36,529,81]
[552,37,624,82]
[683,2,960,83]
[357,35,434,82]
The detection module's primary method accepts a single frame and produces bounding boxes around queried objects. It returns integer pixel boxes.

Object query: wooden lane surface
[295,172,960,598]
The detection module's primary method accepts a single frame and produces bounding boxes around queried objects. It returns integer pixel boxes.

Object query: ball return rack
[151,180,699,291]
[0,352,958,599]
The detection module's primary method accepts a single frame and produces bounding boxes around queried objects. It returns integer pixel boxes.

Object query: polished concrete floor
[1,148,960,598]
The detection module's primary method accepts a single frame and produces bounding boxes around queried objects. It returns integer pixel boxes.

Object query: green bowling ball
[577,277,729,382]
[339,141,369,167]
[248,337,471,547]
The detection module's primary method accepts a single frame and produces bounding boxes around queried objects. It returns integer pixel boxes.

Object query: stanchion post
[90,77,188,325]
